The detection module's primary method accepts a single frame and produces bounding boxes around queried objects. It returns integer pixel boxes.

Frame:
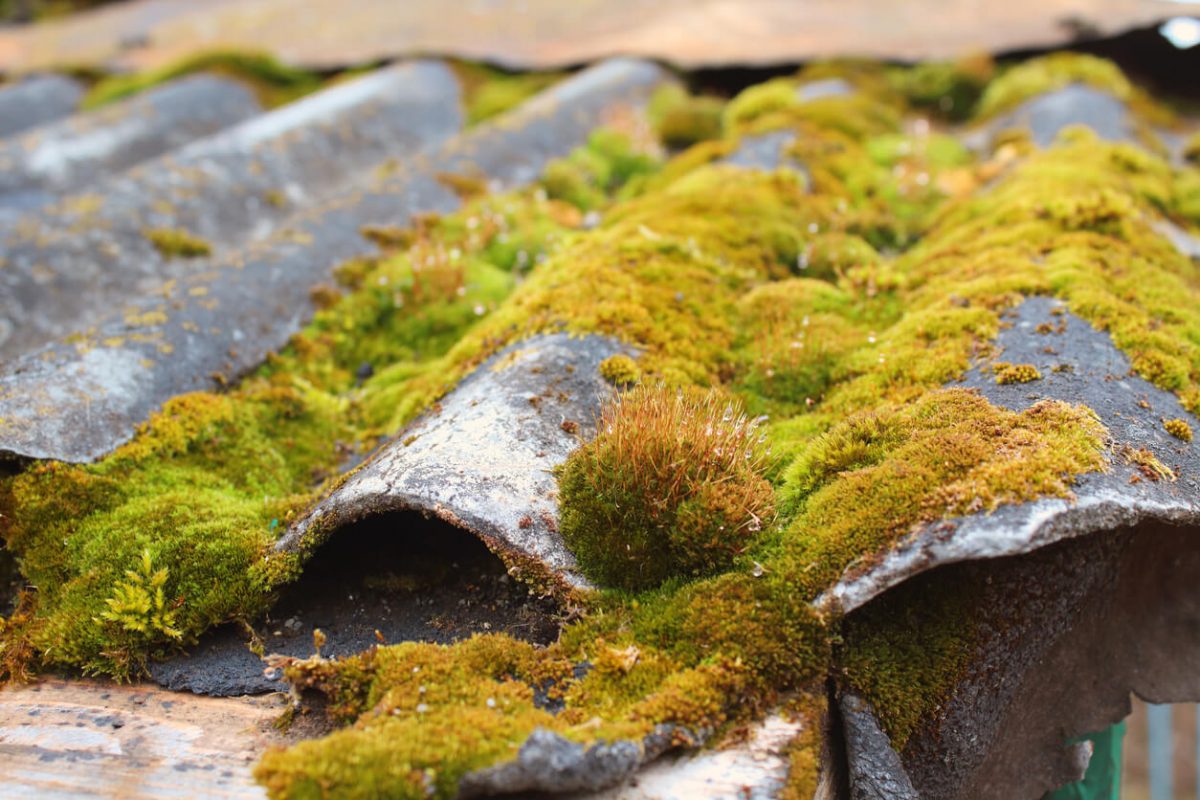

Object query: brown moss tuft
[558,385,775,590]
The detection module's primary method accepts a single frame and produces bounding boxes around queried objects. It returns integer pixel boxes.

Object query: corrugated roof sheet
[1,33,1199,800]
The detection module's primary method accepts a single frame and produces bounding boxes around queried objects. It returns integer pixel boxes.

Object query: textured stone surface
[459,727,650,796]
[0,58,670,463]
[0,73,82,138]
[0,74,260,213]
[822,295,1200,614]
[0,0,1170,72]
[0,60,462,359]
[570,713,805,800]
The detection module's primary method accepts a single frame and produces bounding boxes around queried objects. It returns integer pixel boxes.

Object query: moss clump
[779,390,1107,585]
[558,385,774,590]
[994,362,1042,384]
[83,50,323,110]
[256,636,562,798]
[648,85,724,149]
[1165,417,1194,442]
[143,227,212,258]
[722,77,801,132]
[598,354,640,386]
[539,128,660,212]
[887,54,994,120]
[976,52,1134,119]
[1,386,345,678]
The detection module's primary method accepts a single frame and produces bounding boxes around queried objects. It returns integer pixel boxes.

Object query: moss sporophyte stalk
[2,54,1199,798]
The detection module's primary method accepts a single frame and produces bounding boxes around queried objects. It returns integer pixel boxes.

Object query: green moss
[837,563,980,748]
[558,385,775,590]
[723,77,801,132]
[887,55,994,120]
[976,52,1133,119]
[10,56,1200,793]
[1,386,344,678]
[648,85,724,149]
[1165,417,1193,442]
[451,62,563,126]
[539,129,660,212]
[82,50,323,110]
[0,133,654,680]
[143,227,212,258]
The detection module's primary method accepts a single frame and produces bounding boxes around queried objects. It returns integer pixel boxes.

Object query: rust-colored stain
[0,0,1174,73]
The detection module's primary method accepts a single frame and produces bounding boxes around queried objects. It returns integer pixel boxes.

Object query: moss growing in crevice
[836,560,982,748]
[82,50,325,110]
[450,61,565,126]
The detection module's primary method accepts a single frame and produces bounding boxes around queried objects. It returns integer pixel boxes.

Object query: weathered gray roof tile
[0,74,261,212]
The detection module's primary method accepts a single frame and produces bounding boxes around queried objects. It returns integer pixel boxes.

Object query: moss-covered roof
[1,51,1199,799]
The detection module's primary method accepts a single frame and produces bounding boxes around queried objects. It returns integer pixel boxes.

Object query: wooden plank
[0,679,289,799]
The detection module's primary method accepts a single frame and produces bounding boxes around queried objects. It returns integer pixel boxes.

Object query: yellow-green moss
[1165,417,1193,442]
[10,56,1199,793]
[887,54,994,120]
[994,362,1042,384]
[977,52,1133,119]
[598,354,640,386]
[1184,132,1200,166]
[143,227,212,258]
[1,385,345,678]
[538,128,660,212]
[82,50,323,110]
[0,134,655,680]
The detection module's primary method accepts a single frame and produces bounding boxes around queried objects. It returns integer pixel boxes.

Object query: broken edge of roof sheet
[0,60,462,358]
[838,515,1200,799]
[275,333,630,590]
[820,295,1200,615]
[0,58,674,464]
